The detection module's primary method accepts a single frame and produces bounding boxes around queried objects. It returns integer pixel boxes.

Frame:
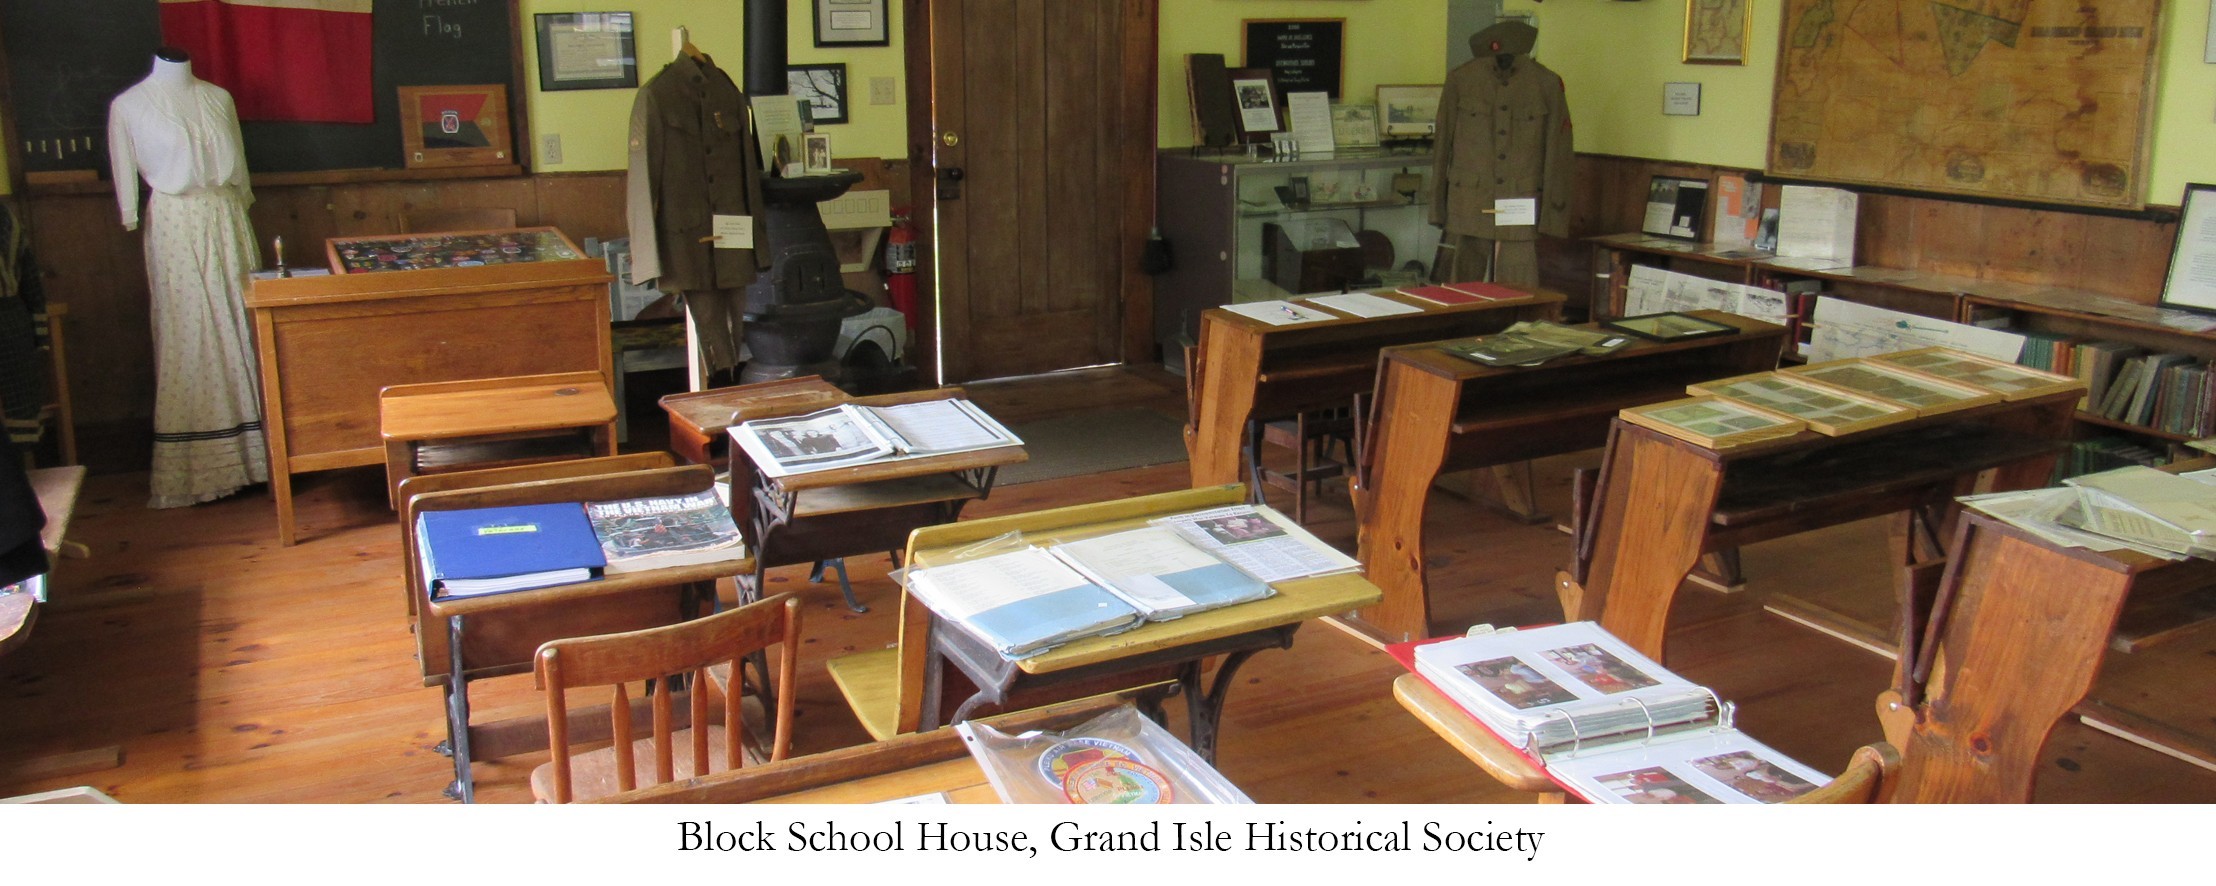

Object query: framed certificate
[815,0,889,47]
[533,13,637,92]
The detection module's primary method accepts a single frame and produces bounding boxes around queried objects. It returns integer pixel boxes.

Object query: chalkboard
[1242,18,1344,100]
[2,0,523,180]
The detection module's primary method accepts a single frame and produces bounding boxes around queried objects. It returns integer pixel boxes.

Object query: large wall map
[1768,1,2160,209]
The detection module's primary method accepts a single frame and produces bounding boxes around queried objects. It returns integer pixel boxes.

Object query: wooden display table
[248,233,611,545]
[1351,311,1788,643]
[826,484,1382,763]
[1185,286,1565,490]
[1567,389,2079,661]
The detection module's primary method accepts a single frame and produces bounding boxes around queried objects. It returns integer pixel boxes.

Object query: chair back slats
[535,593,803,803]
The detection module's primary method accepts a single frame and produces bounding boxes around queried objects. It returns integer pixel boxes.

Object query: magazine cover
[584,490,745,572]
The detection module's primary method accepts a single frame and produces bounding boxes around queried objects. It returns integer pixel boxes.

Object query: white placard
[1492,197,1536,227]
[711,215,754,249]
[1663,82,1701,116]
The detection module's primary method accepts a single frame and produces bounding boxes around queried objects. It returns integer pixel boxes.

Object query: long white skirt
[145,189,268,509]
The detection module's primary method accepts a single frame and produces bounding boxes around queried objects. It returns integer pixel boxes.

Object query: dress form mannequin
[1431,22,1573,287]
[108,50,269,507]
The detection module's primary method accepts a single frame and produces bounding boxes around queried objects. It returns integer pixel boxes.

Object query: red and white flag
[159,0,374,124]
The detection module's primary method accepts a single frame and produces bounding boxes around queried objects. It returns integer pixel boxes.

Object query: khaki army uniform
[1431,27,1573,287]
[626,53,768,373]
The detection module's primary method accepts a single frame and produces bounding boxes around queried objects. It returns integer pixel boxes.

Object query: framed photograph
[1376,84,1441,138]
[1642,175,1711,240]
[1683,0,1750,65]
[2160,183,2216,314]
[788,63,850,126]
[1329,103,1380,149]
[814,0,889,47]
[1230,70,1281,137]
[1867,347,2086,401]
[1686,371,1916,436]
[1242,18,1345,99]
[1619,396,1807,450]
[397,85,512,170]
[1782,359,2005,416]
[803,133,835,175]
[1604,311,1737,343]
[533,12,637,91]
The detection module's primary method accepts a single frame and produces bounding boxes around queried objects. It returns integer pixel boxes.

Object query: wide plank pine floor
[2,367,2212,803]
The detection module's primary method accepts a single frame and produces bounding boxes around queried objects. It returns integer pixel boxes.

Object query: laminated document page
[1776,185,1857,261]
[1304,292,1422,318]
[1807,297,2025,363]
[904,547,1141,658]
[865,398,1021,455]
[1284,91,1336,155]
[1049,526,1272,620]
[1149,505,1358,583]
[1221,300,1336,326]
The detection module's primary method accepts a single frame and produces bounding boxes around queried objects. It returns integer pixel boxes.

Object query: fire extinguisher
[885,210,919,334]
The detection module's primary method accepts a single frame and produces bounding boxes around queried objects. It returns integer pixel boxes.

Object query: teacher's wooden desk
[1352,311,1787,643]
[1185,288,1565,490]
[248,232,611,545]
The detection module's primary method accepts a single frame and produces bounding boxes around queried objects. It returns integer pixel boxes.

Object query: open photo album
[1410,622,1831,804]
[729,397,1021,478]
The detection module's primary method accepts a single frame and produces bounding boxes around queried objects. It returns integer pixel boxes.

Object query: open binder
[1395,622,1832,804]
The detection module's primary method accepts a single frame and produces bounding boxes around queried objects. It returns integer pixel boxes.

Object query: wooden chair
[399,207,519,233]
[532,592,802,804]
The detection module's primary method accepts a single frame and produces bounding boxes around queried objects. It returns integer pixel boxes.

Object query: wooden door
[907,0,1158,382]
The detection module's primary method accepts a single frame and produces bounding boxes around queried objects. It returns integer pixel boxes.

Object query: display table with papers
[402,462,751,803]
[1184,283,1563,490]
[722,386,1026,613]
[825,485,1381,763]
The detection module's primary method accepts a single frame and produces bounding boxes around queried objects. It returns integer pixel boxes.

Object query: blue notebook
[416,503,606,598]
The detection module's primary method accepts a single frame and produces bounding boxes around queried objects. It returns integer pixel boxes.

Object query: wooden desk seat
[380,371,618,508]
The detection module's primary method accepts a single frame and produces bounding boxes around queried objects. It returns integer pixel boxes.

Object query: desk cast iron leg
[807,558,867,613]
[444,614,475,803]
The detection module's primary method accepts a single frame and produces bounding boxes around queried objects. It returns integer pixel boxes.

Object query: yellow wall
[1520,0,2216,206]
[523,0,909,172]
[1156,0,1449,149]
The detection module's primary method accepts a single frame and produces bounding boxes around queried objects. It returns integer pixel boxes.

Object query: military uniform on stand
[1431,21,1573,288]
[626,51,769,380]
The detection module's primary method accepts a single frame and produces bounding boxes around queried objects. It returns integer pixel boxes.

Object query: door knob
[941,131,961,147]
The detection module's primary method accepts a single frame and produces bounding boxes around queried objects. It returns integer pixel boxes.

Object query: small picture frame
[803,132,835,175]
[814,0,889,47]
[788,63,850,126]
[1376,84,1441,138]
[398,85,512,170]
[1329,103,1380,149]
[1683,0,1751,65]
[2160,183,2216,314]
[1230,69,1281,137]
[1604,311,1737,342]
[1619,396,1807,450]
[1642,175,1711,240]
[533,12,637,92]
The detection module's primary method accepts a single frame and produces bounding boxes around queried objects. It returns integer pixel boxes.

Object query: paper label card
[712,215,754,249]
[1493,197,1537,227]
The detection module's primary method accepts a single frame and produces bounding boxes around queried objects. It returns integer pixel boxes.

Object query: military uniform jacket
[1431,54,1574,241]
[625,54,767,291]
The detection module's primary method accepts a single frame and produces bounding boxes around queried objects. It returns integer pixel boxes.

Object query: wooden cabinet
[1155,149,1440,361]
[1956,285,2216,458]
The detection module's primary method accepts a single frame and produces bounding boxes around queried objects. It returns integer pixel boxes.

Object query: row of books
[903,504,1359,659]
[1406,622,1832,804]
[416,491,746,599]
[2017,333,2216,436]
[2058,436,2170,479]
[1619,347,2081,450]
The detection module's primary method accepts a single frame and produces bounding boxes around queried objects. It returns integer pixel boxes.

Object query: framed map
[1684,0,1750,65]
[1767,1,2160,210]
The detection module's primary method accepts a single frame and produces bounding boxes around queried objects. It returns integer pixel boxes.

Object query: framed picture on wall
[2159,183,2216,313]
[815,0,889,47]
[398,85,513,169]
[533,12,637,91]
[1683,0,1751,65]
[789,63,850,126]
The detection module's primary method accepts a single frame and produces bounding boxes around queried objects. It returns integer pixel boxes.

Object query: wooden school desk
[825,485,1383,763]
[1184,287,1565,490]
[248,238,611,546]
[610,694,1141,803]
[1565,387,2078,661]
[403,464,748,803]
[658,376,848,468]
[1352,311,1788,643]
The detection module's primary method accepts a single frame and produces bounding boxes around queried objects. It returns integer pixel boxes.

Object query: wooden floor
[2,366,2213,803]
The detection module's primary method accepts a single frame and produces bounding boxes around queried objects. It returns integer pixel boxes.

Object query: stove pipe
[745,0,787,97]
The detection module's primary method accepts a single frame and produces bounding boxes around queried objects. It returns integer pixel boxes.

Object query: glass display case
[1155,148,1438,360]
